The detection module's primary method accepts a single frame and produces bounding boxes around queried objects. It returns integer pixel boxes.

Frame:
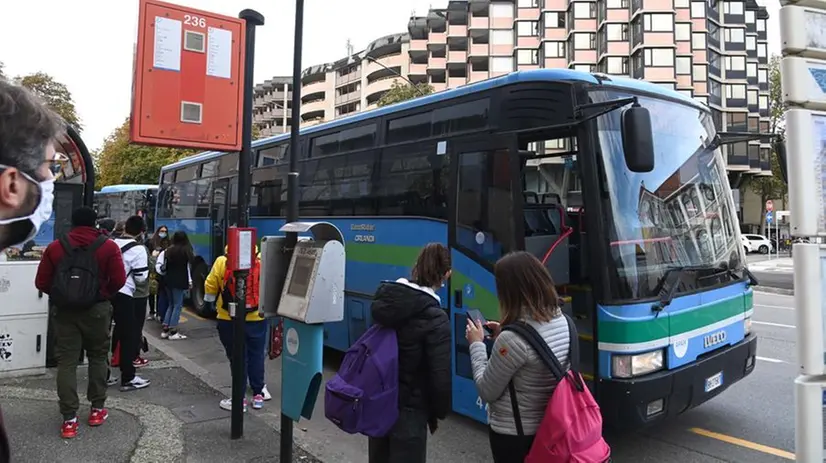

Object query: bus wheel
[188,259,215,319]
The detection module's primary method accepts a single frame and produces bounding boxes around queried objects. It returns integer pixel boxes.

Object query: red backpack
[503,315,611,463]
[221,258,261,312]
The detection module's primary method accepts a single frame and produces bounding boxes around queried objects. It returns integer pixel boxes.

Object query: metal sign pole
[231,9,265,441]
[780,3,826,459]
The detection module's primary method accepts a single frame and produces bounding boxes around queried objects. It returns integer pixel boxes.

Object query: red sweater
[35,226,127,300]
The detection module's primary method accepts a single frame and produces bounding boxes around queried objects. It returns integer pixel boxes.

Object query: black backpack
[50,235,106,310]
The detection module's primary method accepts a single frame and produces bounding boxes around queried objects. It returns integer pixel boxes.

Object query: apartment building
[252,76,293,138]
[254,0,772,222]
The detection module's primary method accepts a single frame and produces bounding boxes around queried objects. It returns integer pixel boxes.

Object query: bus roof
[162,68,706,172]
[99,184,159,194]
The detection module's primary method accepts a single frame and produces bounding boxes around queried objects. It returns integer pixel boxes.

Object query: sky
[0,0,781,153]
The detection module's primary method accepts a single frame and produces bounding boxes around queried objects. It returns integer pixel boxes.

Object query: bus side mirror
[621,106,655,173]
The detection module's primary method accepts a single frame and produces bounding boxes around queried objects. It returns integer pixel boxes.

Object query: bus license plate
[705,372,723,392]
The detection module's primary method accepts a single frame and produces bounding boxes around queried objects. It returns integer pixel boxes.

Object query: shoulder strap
[88,235,107,253]
[119,241,139,254]
[58,237,74,255]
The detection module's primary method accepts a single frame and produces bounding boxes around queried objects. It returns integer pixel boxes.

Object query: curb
[143,328,325,462]
[0,386,184,462]
[754,286,794,296]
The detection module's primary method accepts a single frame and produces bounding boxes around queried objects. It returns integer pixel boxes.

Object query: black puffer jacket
[371,278,452,421]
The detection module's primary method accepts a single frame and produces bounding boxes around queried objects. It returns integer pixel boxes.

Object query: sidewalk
[748,257,794,273]
[0,347,321,462]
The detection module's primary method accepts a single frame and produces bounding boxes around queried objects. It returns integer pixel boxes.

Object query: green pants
[54,301,112,418]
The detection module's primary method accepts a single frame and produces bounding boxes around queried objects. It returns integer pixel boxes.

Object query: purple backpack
[324,324,399,437]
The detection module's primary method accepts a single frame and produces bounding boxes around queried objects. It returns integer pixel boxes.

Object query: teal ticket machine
[261,222,345,421]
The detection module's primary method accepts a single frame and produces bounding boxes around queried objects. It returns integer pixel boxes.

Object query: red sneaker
[132,357,149,368]
[61,419,78,439]
[88,408,109,427]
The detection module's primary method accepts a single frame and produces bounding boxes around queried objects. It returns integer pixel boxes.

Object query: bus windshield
[591,90,744,300]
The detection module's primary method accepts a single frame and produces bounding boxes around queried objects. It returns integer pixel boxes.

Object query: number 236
[184,14,206,28]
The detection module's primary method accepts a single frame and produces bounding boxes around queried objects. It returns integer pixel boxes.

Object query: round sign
[475,232,485,245]
[765,200,773,212]
[673,339,688,359]
[286,327,299,356]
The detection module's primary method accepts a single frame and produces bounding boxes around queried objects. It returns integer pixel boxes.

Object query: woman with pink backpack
[466,251,610,463]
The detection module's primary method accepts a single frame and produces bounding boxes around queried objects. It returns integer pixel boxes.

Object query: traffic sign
[131,0,247,151]
[766,211,773,224]
[766,199,774,212]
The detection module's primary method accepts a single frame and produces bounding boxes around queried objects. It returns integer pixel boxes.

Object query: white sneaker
[160,331,169,339]
[219,398,247,412]
[120,376,151,391]
[168,332,187,340]
[262,385,272,401]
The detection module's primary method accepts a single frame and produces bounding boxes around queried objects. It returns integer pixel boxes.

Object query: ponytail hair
[410,243,451,288]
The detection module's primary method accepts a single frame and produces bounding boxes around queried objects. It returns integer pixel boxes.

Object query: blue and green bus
[93,184,158,231]
[155,69,756,428]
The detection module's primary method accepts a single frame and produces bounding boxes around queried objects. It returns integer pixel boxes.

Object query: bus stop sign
[131,0,246,151]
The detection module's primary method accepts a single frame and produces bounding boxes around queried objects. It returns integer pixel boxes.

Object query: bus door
[447,135,520,422]
[210,178,230,263]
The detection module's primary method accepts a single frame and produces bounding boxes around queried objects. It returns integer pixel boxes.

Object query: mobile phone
[467,309,493,334]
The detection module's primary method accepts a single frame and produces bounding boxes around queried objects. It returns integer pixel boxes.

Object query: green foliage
[94,118,196,188]
[749,54,787,207]
[16,72,82,131]
[377,80,435,107]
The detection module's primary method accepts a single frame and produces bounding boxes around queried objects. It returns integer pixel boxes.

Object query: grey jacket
[469,315,571,435]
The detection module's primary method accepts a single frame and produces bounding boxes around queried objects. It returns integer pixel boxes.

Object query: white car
[741,235,754,254]
[742,234,774,254]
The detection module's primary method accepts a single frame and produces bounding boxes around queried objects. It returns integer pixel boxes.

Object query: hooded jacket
[371,278,452,421]
[35,226,127,300]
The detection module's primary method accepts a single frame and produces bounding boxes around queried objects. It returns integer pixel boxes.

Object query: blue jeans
[163,288,185,329]
[216,320,267,395]
[157,284,170,322]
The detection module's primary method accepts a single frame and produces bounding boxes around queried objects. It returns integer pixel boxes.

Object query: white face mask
[0,169,54,249]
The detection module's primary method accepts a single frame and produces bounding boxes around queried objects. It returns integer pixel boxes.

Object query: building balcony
[448,50,468,63]
[469,16,489,29]
[365,77,397,101]
[300,99,327,119]
[302,80,328,97]
[429,57,447,69]
[410,39,428,52]
[410,62,428,75]
[448,24,467,37]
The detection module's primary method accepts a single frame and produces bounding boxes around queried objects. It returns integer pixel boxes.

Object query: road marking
[754,304,794,311]
[689,428,795,460]
[754,321,796,329]
[756,356,787,364]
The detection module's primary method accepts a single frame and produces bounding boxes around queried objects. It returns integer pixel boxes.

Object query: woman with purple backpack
[367,243,453,463]
[465,251,572,463]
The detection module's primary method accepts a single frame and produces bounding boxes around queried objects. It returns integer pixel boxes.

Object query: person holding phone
[465,251,572,463]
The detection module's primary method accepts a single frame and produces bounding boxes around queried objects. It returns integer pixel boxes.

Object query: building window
[518,0,539,7]
[726,84,746,99]
[574,32,596,50]
[644,13,674,32]
[758,68,768,83]
[544,41,566,58]
[491,56,515,72]
[517,49,540,65]
[607,23,628,41]
[544,12,566,28]
[491,3,514,18]
[675,0,689,7]
[759,94,768,109]
[574,2,597,19]
[746,10,755,23]
[757,19,766,32]
[746,90,758,105]
[746,36,756,50]
[676,56,691,75]
[675,23,691,41]
[692,32,706,49]
[573,64,596,72]
[491,29,514,45]
[606,56,628,74]
[693,64,707,81]
[517,21,540,36]
[644,48,674,66]
[758,43,767,58]
[747,62,758,78]
[723,1,744,14]
[725,56,746,71]
[724,28,745,43]
[691,2,706,18]
[607,0,628,7]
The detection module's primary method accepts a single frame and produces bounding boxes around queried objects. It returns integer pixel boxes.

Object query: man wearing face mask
[0,78,68,462]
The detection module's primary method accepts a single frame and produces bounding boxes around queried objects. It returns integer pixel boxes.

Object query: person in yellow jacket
[204,245,271,411]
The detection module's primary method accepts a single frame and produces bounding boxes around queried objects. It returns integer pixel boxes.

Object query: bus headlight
[744,316,752,335]
[612,350,664,378]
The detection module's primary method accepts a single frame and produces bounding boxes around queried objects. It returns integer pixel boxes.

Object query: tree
[377,80,434,107]
[749,54,787,233]
[16,72,82,131]
[94,118,196,188]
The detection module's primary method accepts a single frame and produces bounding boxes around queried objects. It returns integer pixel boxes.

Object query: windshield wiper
[651,265,717,314]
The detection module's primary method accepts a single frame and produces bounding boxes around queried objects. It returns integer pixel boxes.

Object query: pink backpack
[503,315,611,463]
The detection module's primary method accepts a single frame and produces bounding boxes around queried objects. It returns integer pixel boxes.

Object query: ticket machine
[260,221,345,422]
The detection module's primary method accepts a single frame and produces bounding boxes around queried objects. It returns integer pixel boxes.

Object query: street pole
[780,3,826,460]
[231,8,265,441]
[281,0,304,461]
